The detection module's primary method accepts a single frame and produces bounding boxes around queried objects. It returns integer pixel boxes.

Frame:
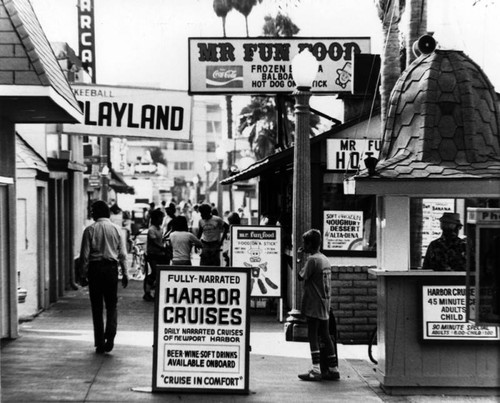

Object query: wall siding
[331,265,377,343]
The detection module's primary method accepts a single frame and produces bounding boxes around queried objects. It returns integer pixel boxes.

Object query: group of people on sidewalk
[78,198,465,384]
[78,199,341,383]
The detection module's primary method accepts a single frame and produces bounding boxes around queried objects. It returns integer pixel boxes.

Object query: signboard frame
[230,225,282,298]
[64,84,193,141]
[421,285,499,341]
[188,37,371,95]
[322,210,364,251]
[152,266,251,394]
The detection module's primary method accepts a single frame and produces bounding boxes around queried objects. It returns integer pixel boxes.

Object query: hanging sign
[231,226,281,298]
[188,37,370,94]
[422,285,499,340]
[63,84,192,140]
[326,139,380,171]
[323,211,364,250]
[152,266,250,394]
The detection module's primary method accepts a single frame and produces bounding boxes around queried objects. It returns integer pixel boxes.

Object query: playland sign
[188,37,370,94]
[64,84,192,140]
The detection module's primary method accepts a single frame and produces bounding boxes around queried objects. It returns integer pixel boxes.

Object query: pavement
[2,275,499,403]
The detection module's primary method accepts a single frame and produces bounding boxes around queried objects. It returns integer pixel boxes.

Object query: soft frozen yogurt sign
[188,37,370,94]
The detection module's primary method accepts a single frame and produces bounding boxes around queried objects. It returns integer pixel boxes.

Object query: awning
[220,149,293,185]
[110,169,134,194]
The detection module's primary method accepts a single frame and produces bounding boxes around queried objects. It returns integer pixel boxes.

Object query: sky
[30,0,500,117]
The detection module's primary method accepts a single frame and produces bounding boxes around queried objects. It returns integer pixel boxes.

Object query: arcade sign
[188,37,370,94]
[63,84,192,140]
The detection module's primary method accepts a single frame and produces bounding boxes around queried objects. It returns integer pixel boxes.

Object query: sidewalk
[1,278,497,403]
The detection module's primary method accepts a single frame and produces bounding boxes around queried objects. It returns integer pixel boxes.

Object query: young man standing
[80,200,129,354]
[297,229,340,381]
[197,203,228,266]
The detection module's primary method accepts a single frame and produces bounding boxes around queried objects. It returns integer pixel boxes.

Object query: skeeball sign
[152,266,250,394]
[231,226,282,298]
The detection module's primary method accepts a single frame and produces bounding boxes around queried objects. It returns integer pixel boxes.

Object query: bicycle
[130,230,147,280]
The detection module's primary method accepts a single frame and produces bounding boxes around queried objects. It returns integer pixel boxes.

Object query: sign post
[152,266,250,394]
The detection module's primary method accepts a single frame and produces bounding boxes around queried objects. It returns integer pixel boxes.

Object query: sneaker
[322,371,340,381]
[95,345,105,354]
[104,338,114,352]
[298,370,322,381]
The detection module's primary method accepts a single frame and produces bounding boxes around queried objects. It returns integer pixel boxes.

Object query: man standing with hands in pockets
[80,200,129,354]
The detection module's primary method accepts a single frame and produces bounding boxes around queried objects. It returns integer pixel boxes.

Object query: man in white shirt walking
[80,200,129,354]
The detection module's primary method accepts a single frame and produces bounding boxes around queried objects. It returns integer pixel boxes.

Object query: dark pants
[88,261,118,348]
[144,254,169,294]
[200,240,221,266]
[307,316,335,356]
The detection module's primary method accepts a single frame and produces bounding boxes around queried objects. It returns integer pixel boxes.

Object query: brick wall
[330,266,377,344]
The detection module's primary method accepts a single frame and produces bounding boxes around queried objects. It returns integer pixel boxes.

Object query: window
[206,141,216,152]
[322,182,376,256]
[206,104,222,135]
[174,161,194,170]
[206,120,222,134]
[409,197,500,269]
[174,142,193,150]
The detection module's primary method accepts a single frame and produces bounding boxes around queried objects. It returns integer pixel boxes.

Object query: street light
[291,49,318,312]
[215,145,226,214]
[204,162,212,203]
[192,174,200,203]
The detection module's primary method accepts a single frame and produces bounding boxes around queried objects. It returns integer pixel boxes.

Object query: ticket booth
[344,47,500,394]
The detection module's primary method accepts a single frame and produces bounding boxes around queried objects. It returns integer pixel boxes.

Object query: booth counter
[369,269,500,394]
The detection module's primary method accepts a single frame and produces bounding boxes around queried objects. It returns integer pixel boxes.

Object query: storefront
[344,49,500,393]
[0,0,82,338]
[222,112,381,343]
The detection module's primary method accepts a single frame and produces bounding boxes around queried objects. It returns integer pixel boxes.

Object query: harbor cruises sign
[188,37,370,94]
[153,266,250,394]
[64,84,192,140]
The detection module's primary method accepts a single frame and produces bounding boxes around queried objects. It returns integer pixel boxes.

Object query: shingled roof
[346,49,500,195]
[0,0,82,122]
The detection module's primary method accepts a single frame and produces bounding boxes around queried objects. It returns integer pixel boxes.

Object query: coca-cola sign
[206,66,243,88]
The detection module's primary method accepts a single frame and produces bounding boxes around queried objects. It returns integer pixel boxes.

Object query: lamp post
[192,174,200,204]
[215,145,226,214]
[204,162,212,203]
[291,49,319,313]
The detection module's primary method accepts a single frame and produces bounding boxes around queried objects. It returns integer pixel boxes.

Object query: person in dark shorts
[197,203,228,266]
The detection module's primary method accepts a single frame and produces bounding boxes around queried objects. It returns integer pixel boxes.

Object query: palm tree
[232,0,263,37]
[406,0,427,267]
[237,12,319,160]
[405,0,427,66]
[213,0,233,37]
[375,0,406,130]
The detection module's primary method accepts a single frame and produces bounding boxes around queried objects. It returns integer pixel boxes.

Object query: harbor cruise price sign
[153,267,250,394]
[422,286,499,341]
[188,37,370,94]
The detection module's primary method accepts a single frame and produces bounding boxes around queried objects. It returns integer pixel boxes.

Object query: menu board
[323,210,363,250]
[231,226,281,298]
[153,267,250,394]
[422,285,499,340]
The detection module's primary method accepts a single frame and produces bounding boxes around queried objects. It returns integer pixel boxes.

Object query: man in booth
[423,212,466,271]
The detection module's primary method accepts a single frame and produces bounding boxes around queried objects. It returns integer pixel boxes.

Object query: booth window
[322,182,376,256]
[409,197,500,270]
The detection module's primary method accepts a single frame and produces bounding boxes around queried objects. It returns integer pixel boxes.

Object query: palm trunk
[406,0,427,66]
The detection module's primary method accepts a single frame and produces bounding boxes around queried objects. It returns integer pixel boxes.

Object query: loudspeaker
[412,34,437,57]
